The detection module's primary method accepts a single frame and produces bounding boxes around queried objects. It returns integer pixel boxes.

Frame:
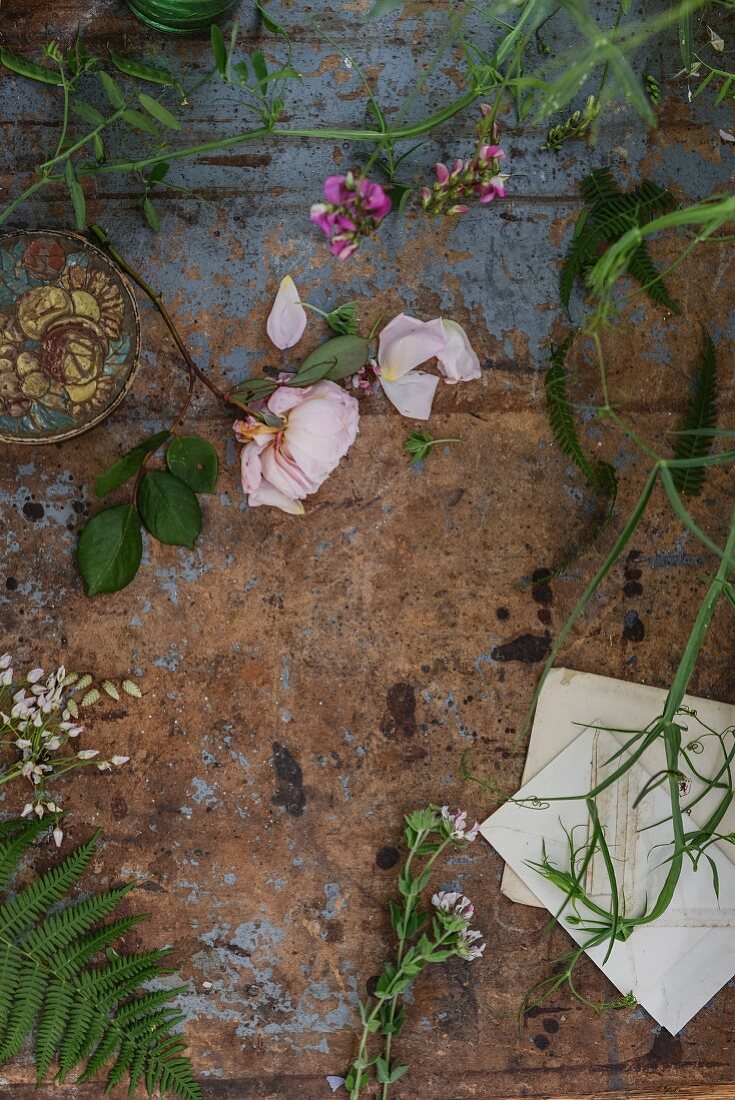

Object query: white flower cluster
[431,889,486,960]
[0,654,132,846]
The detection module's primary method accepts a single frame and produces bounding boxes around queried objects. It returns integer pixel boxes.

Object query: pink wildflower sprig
[310,172,392,258]
[339,805,484,1099]
[422,106,508,216]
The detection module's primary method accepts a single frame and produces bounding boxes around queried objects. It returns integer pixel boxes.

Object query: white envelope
[480,668,735,1034]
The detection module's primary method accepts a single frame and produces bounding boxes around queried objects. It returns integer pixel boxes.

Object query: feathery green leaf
[0,821,200,1099]
[671,333,718,496]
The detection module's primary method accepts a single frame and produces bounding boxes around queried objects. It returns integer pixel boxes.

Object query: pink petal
[266,276,308,350]
[436,320,481,383]
[240,443,263,494]
[248,478,306,514]
[377,314,446,382]
[380,370,439,419]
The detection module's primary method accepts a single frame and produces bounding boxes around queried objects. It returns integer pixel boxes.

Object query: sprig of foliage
[671,331,718,496]
[561,169,678,314]
[403,431,461,465]
[342,807,484,1099]
[0,658,138,832]
[0,818,200,1098]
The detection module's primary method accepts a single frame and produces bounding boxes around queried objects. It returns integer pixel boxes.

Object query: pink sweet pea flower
[266,276,308,350]
[235,381,359,514]
[376,314,480,419]
[310,173,392,259]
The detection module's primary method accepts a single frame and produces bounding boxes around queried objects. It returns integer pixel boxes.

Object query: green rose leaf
[95,430,171,497]
[166,436,219,494]
[77,505,143,596]
[137,471,202,549]
[294,335,370,385]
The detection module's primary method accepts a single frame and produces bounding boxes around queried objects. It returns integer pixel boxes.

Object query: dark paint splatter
[271,742,305,816]
[543,1018,559,1034]
[623,581,643,597]
[623,611,645,643]
[496,607,510,620]
[492,634,551,663]
[381,682,417,738]
[375,845,399,870]
[530,568,553,606]
[532,1034,550,1050]
[22,500,44,521]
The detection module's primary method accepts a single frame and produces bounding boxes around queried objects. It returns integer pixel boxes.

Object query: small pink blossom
[457,928,486,960]
[236,380,359,514]
[310,172,391,259]
[266,276,307,350]
[431,890,475,919]
[441,805,480,842]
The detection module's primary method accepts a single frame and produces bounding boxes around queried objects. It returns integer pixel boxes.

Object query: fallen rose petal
[266,275,308,350]
[326,1076,346,1092]
[380,370,439,419]
[377,313,446,382]
[436,319,481,383]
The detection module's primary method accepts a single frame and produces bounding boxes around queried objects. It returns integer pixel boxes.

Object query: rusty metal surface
[2,1,735,1097]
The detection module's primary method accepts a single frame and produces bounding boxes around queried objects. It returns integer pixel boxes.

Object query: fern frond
[562,169,678,311]
[0,819,49,890]
[672,333,718,496]
[545,334,605,488]
[626,242,680,312]
[0,820,200,1099]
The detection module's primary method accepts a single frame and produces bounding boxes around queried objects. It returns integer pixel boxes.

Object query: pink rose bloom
[236,380,359,514]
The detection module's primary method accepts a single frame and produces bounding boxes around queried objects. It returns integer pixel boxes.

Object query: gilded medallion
[0,230,140,444]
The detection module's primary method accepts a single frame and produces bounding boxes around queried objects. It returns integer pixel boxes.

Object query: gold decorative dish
[0,230,140,444]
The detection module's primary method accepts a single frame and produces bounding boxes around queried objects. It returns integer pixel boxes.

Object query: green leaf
[166,436,219,494]
[109,49,176,87]
[64,161,86,231]
[95,431,171,496]
[375,1057,390,1084]
[211,25,227,74]
[255,0,290,36]
[370,0,404,14]
[77,505,143,596]
[0,47,63,85]
[70,100,104,128]
[97,70,125,108]
[671,332,718,496]
[295,335,369,385]
[251,49,268,94]
[92,133,105,163]
[138,92,181,131]
[142,197,160,231]
[146,160,170,184]
[137,471,202,549]
[121,108,159,134]
[389,1064,409,1083]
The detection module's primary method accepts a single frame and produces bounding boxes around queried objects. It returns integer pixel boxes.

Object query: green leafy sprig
[0,817,200,1098]
[343,806,484,1099]
[403,431,461,465]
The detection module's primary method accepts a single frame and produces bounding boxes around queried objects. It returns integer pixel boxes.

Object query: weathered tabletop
[2,1,735,1096]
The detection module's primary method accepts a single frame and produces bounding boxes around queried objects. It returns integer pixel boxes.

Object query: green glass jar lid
[126,0,240,34]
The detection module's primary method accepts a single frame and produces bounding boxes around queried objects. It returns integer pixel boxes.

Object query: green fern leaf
[672,333,718,496]
[545,334,607,489]
[0,820,200,1099]
[563,169,678,310]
